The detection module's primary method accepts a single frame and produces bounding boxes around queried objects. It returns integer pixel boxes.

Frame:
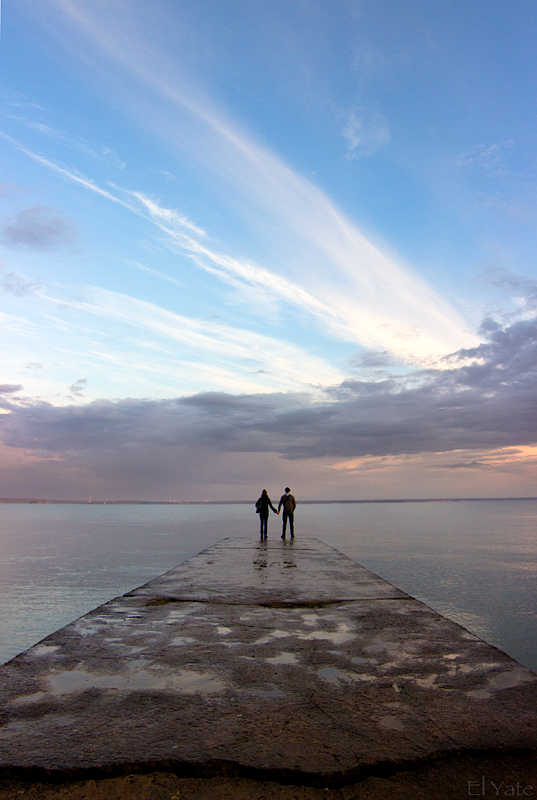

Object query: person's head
[285,487,290,493]
[262,489,267,495]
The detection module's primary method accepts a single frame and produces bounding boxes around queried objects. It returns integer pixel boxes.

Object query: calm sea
[1,500,536,672]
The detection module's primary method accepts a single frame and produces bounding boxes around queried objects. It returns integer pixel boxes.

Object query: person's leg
[262,516,268,538]
[282,511,288,538]
[260,515,265,537]
[289,511,294,538]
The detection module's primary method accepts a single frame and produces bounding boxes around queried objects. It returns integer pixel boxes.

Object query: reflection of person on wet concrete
[255,489,278,539]
[278,487,296,539]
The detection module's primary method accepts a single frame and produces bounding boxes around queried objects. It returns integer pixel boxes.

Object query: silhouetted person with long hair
[278,487,296,539]
[255,489,278,539]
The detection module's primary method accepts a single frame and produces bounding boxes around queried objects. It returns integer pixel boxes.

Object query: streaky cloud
[49,0,477,361]
[110,185,206,237]
[5,114,127,169]
[343,109,390,158]
[125,260,184,287]
[1,270,41,296]
[1,133,360,344]
[34,284,343,395]
[0,132,123,204]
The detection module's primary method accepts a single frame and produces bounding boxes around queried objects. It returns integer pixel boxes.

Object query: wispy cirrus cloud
[0,134,365,344]
[112,186,206,237]
[67,286,343,393]
[343,109,390,158]
[126,260,184,288]
[479,269,537,317]
[6,115,127,169]
[2,129,476,361]
[455,140,515,178]
[1,270,41,296]
[43,0,476,361]
[0,132,205,239]
[0,132,124,205]
[3,281,343,399]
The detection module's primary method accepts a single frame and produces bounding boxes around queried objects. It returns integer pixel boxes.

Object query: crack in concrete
[141,597,416,608]
[1,747,536,791]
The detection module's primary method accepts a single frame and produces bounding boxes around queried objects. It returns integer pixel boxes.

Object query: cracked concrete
[0,537,536,787]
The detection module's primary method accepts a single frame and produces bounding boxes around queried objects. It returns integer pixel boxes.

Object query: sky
[1,0,537,500]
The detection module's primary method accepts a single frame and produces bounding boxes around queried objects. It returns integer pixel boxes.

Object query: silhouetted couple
[255,487,296,539]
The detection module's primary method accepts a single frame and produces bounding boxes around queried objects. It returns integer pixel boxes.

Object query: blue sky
[1,0,537,500]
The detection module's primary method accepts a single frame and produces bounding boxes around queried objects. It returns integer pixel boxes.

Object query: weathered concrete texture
[128,537,408,605]
[0,537,536,787]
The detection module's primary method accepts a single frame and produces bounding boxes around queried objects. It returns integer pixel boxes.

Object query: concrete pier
[1,537,537,791]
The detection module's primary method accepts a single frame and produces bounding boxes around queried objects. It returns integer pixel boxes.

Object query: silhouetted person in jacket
[255,489,278,539]
[278,487,296,539]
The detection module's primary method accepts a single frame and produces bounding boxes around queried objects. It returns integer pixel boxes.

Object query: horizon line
[1,497,537,505]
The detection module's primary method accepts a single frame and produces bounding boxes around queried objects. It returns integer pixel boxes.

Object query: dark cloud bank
[1,316,537,468]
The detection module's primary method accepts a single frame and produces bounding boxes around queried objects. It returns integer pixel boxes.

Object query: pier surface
[1,537,537,790]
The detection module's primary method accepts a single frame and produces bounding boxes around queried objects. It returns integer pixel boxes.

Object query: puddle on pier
[13,664,226,700]
[266,652,299,665]
[30,646,61,657]
[254,624,355,646]
[319,666,375,684]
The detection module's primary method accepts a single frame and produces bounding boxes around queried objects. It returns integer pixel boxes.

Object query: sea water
[0,500,536,672]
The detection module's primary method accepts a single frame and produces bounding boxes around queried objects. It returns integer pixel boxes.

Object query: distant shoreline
[1,497,537,505]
